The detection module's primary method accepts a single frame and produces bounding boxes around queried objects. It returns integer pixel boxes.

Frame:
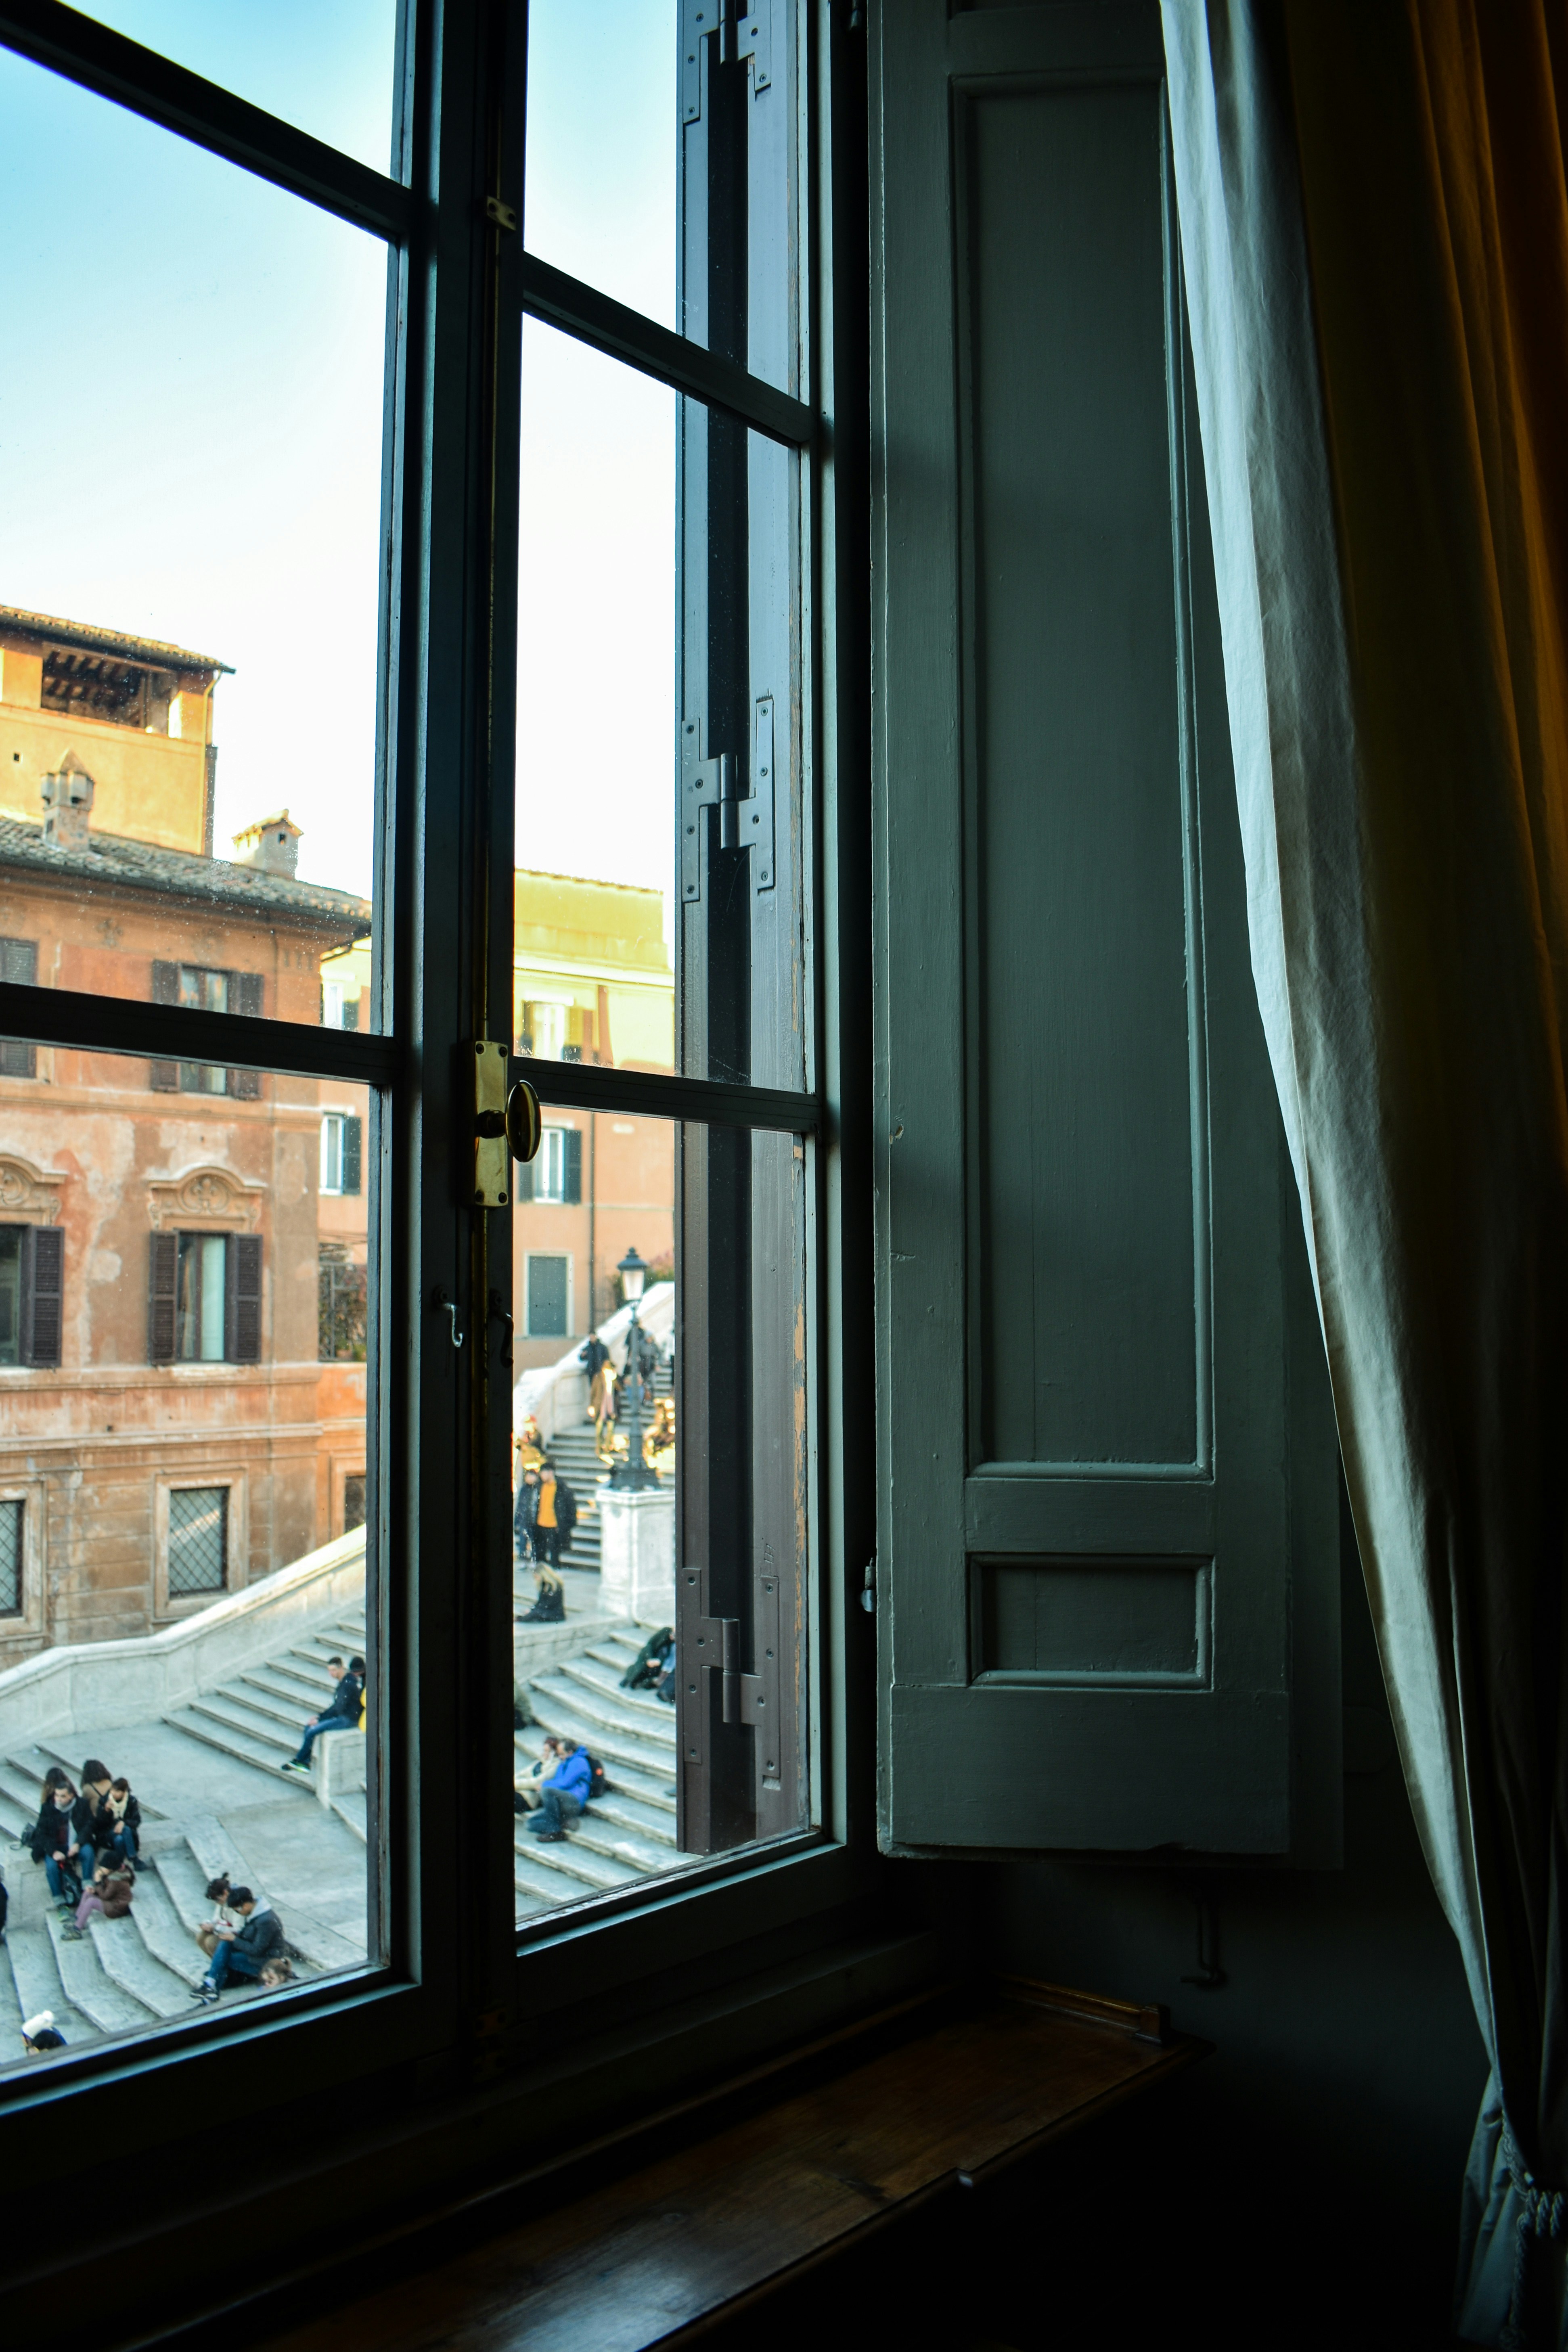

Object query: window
[517,1123,578,1205]
[320,1111,362,1196]
[150,965,264,1096]
[166,1484,227,1596]
[0,935,37,1075]
[319,1247,368,1362]
[525,1253,571,1339]
[322,981,360,1031]
[343,1471,366,1535]
[149,1232,262,1366]
[0,1496,21,1615]
[0,1223,63,1367]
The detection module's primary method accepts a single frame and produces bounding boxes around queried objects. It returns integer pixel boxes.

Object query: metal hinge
[484,194,519,234]
[679,697,776,905]
[682,0,771,126]
[676,1561,783,1782]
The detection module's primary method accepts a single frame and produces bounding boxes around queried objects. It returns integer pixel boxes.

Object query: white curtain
[1162,4,1568,2343]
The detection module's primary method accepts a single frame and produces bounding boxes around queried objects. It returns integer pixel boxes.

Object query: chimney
[41,751,94,851]
[232,808,301,877]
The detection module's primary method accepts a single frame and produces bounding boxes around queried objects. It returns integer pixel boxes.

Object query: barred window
[167,1486,227,1597]
[0,1498,22,1616]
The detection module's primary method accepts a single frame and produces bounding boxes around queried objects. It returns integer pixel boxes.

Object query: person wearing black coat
[29,1774,82,1914]
[100,1778,142,1867]
[192,1887,286,2002]
[72,1758,114,1883]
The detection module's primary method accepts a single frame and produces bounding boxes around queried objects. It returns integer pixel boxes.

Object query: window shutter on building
[149,960,180,1091]
[148,1232,178,1363]
[873,2,1340,1859]
[226,1233,262,1363]
[563,1127,582,1205]
[341,1115,362,1197]
[20,1224,62,1366]
[227,971,263,1097]
[0,937,39,1078]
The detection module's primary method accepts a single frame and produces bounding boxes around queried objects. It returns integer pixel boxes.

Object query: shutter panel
[874,2,1339,1857]
[342,1115,362,1197]
[150,959,180,1091]
[515,1149,534,1203]
[225,1234,262,1363]
[0,938,38,1078]
[20,1225,62,1366]
[563,1127,582,1205]
[148,1232,178,1364]
[228,971,262,1097]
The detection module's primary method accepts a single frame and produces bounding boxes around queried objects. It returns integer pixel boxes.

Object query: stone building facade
[0,607,370,1666]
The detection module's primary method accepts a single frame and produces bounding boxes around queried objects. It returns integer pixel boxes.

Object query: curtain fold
[1162,5,1568,2343]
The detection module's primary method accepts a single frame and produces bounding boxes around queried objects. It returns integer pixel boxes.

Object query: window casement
[0,1223,63,1369]
[0,937,38,1075]
[0,0,858,2255]
[320,1110,363,1196]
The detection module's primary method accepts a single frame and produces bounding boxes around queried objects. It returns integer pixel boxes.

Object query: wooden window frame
[0,0,875,2283]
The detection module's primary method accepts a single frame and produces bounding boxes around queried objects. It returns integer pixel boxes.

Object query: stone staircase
[514,1623,689,1919]
[0,1746,348,2058]
[538,1354,673,1577]
[161,1613,369,1842]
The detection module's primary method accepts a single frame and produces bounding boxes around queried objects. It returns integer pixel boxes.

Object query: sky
[0,1,676,912]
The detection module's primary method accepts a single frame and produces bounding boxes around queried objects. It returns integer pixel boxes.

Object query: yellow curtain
[1165,5,1568,2342]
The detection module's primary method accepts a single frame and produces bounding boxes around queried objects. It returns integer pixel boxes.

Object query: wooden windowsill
[250,1977,1205,2351]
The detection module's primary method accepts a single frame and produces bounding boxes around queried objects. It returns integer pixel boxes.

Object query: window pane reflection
[0,1053,378,2074]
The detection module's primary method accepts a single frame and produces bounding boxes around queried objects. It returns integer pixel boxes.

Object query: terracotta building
[0,608,370,1666]
[511,868,676,1370]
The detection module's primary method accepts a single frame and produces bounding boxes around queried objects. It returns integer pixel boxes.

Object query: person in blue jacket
[525,1741,591,1841]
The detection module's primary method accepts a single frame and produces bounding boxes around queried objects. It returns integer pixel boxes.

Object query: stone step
[44,1910,149,2035]
[124,1864,207,1990]
[0,1938,26,2047]
[333,1791,367,1844]
[521,1699,673,1790]
[162,1707,297,1781]
[86,1913,192,2019]
[243,1660,327,1710]
[513,1850,579,1906]
[559,1652,676,1726]
[181,1695,297,1762]
[156,1842,222,1939]
[511,1827,643,1894]
[588,1789,682,1844]
[569,1813,689,1876]
[219,1675,312,1734]
[4,1925,91,2048]
[0,1788,33,1844]
[527,1670,677,1760]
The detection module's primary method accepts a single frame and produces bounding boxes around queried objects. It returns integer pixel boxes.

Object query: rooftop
[0,606,232,679]
[0,816,371,934]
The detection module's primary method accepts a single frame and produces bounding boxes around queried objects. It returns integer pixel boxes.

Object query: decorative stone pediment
[0,1154,64,1224]
[148,1165,264,1231]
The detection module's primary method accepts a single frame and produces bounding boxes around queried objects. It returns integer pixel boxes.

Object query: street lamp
[609,1245,658,1490]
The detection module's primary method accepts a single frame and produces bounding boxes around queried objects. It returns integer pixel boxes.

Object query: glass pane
[511,1114,808,1926]
[525,0,799,393]
[515,324,806,1090]
[0,54,385,1053]
[72,1,400,176]
[0,1052,379,2074]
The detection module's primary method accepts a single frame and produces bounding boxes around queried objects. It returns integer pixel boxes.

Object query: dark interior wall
[896,1527,1487,2348]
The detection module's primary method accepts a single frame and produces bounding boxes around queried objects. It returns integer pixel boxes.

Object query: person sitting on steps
[101,1777,142,1871]
[519,1461,576,1624]
[191,1886,285,2003]
[29,1770,82,1918]
[281,1654,366,1775]
[514,1735,567,1813]
[20,2011,65,2055]
[73,1758,115,1885]
[525,1740,592,1841]
[64,1854,135,1940]
[196,1874,239,1961]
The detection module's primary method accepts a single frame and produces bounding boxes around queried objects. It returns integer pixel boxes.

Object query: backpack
[584,1753,607,1806]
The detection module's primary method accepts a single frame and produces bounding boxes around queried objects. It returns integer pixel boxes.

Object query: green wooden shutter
[341,1115,362,1197]
[20,1225,62,1366]
[149,960,180,1091]
[227,971,262,1097]
[148,1232,177,1364]
[562,1127,582,1205]
[873,0,1339,1857]
[225,1234,262,1363]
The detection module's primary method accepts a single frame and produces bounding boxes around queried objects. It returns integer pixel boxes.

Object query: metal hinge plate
[473,1040,509,1207]
[682,0,771,125]
[679,697,776,905]
[676,1561,781,1779]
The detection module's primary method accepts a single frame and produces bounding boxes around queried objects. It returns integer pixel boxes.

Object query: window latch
[473,1042,541,1208]
[679,699,776,906]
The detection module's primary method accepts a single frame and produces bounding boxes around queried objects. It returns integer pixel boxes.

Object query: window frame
[0,0,872,2203]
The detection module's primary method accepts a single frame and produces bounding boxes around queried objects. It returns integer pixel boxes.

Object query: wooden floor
[253,1979,1200,2352]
